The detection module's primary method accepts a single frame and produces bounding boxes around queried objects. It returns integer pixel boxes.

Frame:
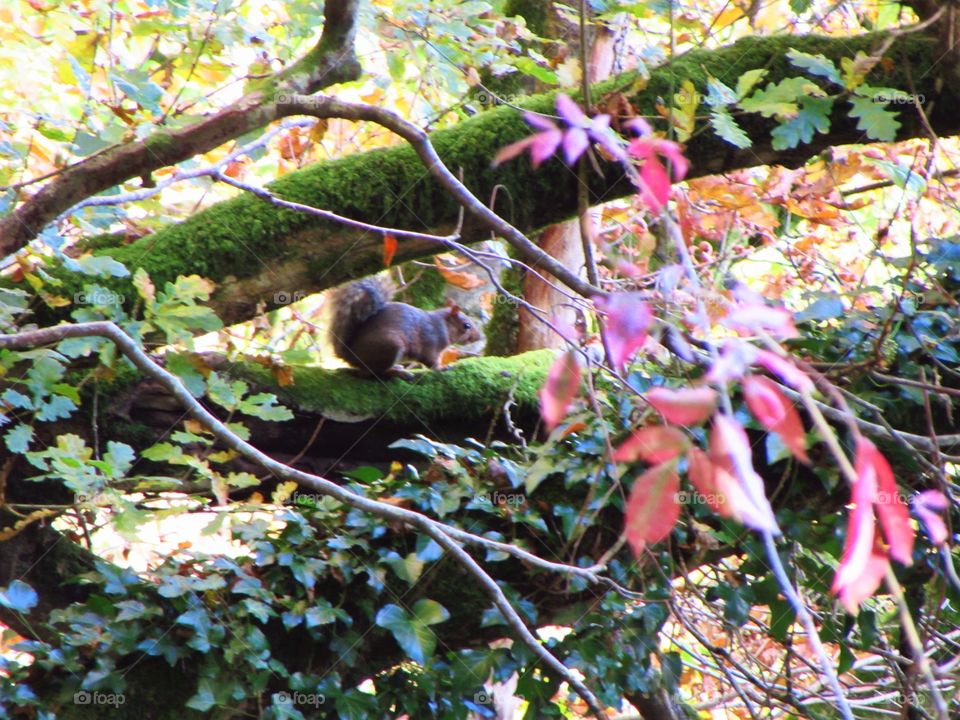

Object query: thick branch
[16,31,953,328]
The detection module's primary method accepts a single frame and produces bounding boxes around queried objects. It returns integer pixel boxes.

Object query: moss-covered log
[28,32,957,327]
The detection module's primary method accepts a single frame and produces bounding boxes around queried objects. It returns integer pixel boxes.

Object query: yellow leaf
[272,481,299,505]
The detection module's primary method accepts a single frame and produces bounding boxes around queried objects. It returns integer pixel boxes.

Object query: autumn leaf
[742,375,809,463]
[383,233,397,266]
[539,350,581,430]
[613,425,689,464]
[709,415,779,533]
[857,438,913,565]
[624,462,681,555]
[832,438,915,614]
[912,490,949,546]
[594,292,652,371]
[686,447,726,514]
[645,386,718,425]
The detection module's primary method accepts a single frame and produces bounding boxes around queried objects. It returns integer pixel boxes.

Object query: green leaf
[186,679,217,711]
[375,599,450,664]
[514,57,557,85]
[710,109,751,149]
[797,294,844,321]
[869,159,926,193]
[334,690,379,720]
[771,96,833,150]
[705,77,737,106]
[786,49,841,85]
[739,77,823,118]
[5,424,33,453]
[0,580,38,612]
[848,95,900,141]
[735,68,768,99]
[64,255,130,278]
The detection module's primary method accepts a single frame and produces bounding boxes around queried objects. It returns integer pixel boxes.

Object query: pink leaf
[753,350,815,392]
[742,375,809,463]
[639,154,672,211]
[539,350,581,430]
[625,462,681,555]
[529,129,564,167]
[614,426,689,464]
[556,94,588,127]
[833,538,890,615]
[833,448,880,605]
[723,304,798,338]
[709,415,779,533]
[493,136,538,166]
[857,438,914,565]
[594,293,652,371]
[913,490,950,545]
[646,386,718,426]
[562,127,589,164]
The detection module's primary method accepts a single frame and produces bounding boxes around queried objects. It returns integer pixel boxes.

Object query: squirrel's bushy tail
[328,276,392,363]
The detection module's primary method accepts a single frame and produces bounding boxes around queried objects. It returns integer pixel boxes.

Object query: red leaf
[539,350,581,430]
[742,375,809,463]
[624,462,681,555]
[686,447,725,514]
[913,490,950,545]
[613,426,689,464]
[646,386,717,426]
[857,438,914,565]
[594,293,652,371]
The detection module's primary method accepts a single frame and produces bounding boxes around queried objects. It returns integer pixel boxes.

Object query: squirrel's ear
[448,303,461,316]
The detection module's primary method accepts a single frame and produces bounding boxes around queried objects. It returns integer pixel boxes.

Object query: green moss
[484,261,522,356]
[233,351,554,424]
[396,265,447,309]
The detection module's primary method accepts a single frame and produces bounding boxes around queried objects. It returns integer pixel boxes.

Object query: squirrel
[328,276,481,379]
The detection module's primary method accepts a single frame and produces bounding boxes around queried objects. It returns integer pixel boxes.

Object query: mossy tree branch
[19,31,957,327]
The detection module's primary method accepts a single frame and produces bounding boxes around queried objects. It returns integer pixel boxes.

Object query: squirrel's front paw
[386,366,416,381]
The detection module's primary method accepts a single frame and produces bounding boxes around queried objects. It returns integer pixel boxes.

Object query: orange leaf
[624,462,681,555]
[434,261,485,289]
[383,233,398,267]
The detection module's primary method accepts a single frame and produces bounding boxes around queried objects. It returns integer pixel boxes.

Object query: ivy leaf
[0,580,38,612]
[334,690,380,720]
[848,95,900,141]
[185,679,217,712]
[375,599,450,664]
[710,108,752,149]
[771,96,833,150]
[787,49,841,85]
